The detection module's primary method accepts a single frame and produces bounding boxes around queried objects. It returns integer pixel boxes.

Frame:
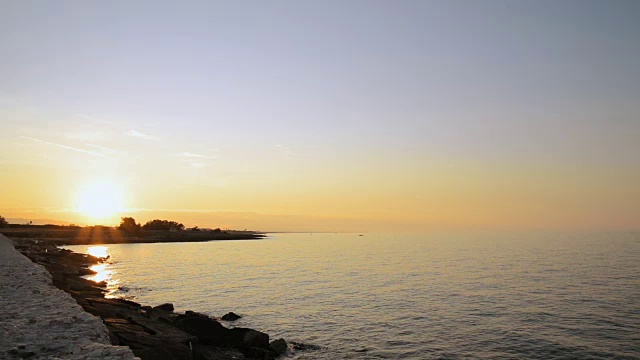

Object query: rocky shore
[6,237,319,360]
[0,234,136,360]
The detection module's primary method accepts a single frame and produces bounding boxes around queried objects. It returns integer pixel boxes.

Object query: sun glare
[87,246,109,258]
[76,182,125,223]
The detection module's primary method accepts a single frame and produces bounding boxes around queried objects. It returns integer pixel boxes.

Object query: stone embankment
[0,234,138,360]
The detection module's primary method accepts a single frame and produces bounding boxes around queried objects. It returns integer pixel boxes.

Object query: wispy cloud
[85,143,125,155]
[276,144,300,157]
[175,150,220,168]
[77,114,119,125]
[177,152,215,159]
[126,130,159,140]
[75,114,131,129]
[20,136,112,158]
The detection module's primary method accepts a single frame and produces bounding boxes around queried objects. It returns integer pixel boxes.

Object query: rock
[87,297,142,308]
[154,303,174,312]
[186,310,210,318]
[192,344,246,360]
[242,347,272,360]
[107,330,120,345]
[174,313,228,346]
[132,347,183,360]
[225,328,269,349]
[106,321,148,334]
[66,276,104,292]
[129,316,196,344]
[269,338,287,356]
[82,298,143,319]
[116,330,192,360]
[77,267,97,276]
[221,312,242,321]
[290,341,320,351]
[18,351,36,359]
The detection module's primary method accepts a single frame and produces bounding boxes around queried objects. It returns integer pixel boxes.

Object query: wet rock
[174,313,227,346]
[65,276,105,292]
[154,303,174,312]
[225,328,269,349]
[185,310,211,318]
[221,312,242,321]
[148,308,180,324]
[269,338,287,356]
[77,267,97,276]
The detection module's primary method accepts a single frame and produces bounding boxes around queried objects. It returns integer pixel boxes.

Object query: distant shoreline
[0,225,265,246]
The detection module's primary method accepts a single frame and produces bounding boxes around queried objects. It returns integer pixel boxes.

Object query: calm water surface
[68,232,640,359]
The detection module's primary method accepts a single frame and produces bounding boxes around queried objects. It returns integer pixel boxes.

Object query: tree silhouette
[0,215,7,228]
[118,217,141,235]
[142,219,185,231]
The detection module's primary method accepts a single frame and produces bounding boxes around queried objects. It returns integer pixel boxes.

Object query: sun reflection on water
[85,246,120,298]
[88,246,108,258]
[89,263,111,283]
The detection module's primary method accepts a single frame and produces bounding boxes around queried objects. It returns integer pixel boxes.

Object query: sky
[1,0,639,232]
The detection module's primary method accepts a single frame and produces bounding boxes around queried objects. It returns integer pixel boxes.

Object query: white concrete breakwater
[0,234,137,360]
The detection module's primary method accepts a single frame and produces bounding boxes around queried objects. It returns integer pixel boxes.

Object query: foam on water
[68,232,640,359]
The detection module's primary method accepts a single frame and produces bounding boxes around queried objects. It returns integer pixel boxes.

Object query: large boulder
[174,313,228,346]
[154,303,175,312]
[221,312,242,321]
[269,338,288,356]
[225,328,269,349]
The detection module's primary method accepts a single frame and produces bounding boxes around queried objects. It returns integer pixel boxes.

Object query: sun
[76,181,125,223]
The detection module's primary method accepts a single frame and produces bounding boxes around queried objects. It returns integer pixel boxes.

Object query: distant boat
[358,234,364,236]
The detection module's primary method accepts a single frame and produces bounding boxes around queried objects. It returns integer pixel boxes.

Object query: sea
[66,232,640,359]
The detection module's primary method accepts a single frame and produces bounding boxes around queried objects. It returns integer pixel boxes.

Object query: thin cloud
[177,152,213,159]
[176,150,220,168]
[76,114,127,127]
[276,144,300,157]
[78,114,156,128]
[126,130,159,140]
[85,143,124,154]
[20,136,111,158]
